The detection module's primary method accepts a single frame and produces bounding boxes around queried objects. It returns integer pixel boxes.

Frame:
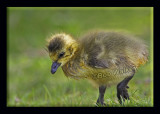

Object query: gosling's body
[47,30,148,105]
[62,31,147,86]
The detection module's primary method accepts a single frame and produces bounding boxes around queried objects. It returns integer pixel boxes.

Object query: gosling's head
[47,33,78,74]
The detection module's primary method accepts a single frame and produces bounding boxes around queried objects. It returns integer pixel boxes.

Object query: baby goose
[46,30,148,105]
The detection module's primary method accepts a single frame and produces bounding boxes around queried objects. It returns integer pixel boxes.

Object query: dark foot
[96,85,106,106]
[117,85,130,104]
[116,69,135,104]
[96,98,106,106]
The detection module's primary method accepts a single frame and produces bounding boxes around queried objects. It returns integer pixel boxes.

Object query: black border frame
[0,0,159,113]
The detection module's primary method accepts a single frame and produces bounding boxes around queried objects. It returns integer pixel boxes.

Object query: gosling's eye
[58,52,65,58]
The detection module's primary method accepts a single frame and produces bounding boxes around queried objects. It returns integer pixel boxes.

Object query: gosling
[46,30,148,106]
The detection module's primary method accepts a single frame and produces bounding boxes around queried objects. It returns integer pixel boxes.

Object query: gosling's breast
[62,59,89,79]
[62,59,134,84]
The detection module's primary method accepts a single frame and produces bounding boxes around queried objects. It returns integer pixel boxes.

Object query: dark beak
[51,61,61,74]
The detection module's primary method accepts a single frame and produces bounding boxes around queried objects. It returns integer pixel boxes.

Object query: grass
[7,7,153,107]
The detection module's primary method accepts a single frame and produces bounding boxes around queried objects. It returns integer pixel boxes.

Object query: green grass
[7,7,153,107]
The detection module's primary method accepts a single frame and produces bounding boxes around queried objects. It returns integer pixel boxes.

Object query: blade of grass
[43,85,53,103]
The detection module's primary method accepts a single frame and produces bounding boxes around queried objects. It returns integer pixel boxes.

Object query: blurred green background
[7,7,153,107]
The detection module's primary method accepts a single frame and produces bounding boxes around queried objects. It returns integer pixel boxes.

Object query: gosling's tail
[137,48,149,67]
[126,39,149,68]
[134,44,149,68]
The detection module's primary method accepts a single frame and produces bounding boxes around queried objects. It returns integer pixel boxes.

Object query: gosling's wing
[86,48,129,69]
[87,52,133,69]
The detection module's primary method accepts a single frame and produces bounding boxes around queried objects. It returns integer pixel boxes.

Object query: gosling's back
[79,31,148,69]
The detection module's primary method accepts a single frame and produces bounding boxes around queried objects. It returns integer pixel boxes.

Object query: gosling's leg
[96,85,106,106]
[117,71,135,104]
